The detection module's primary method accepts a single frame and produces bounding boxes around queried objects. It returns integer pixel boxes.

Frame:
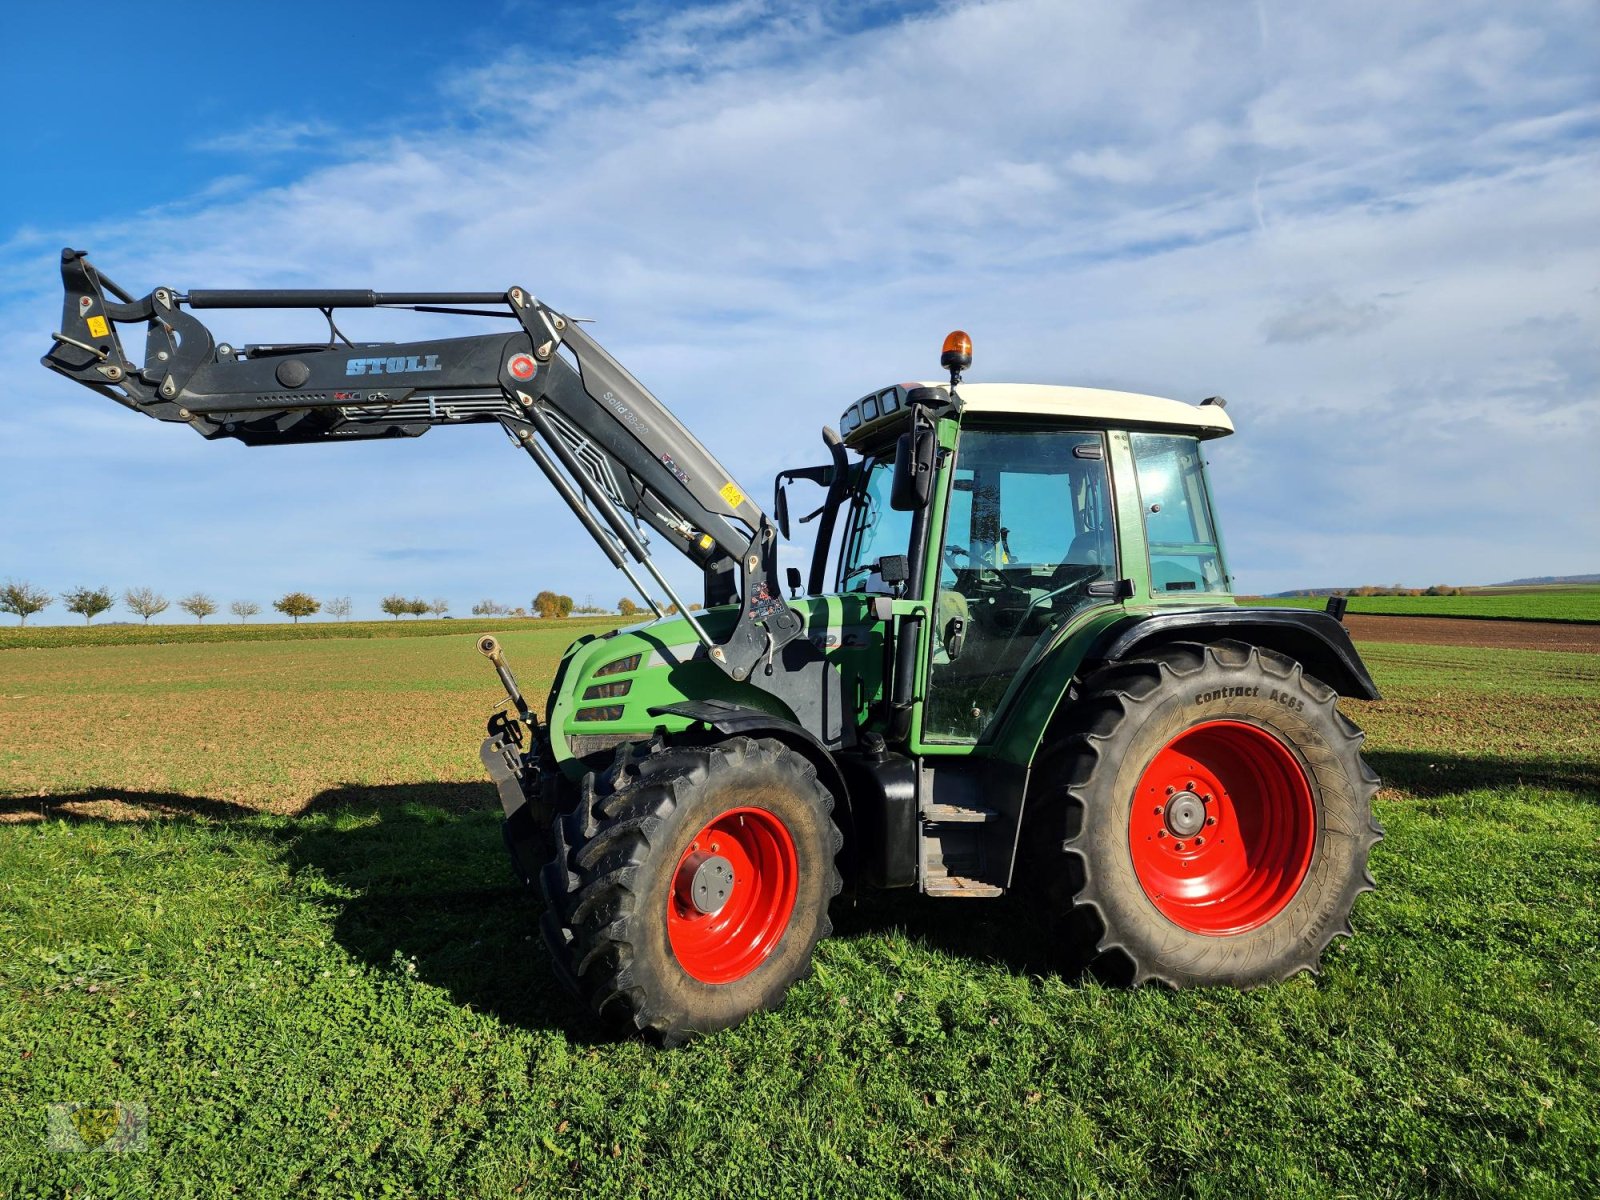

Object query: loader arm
[43,249,846,745]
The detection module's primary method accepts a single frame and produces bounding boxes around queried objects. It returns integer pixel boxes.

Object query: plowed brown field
[1345,613,1600,653]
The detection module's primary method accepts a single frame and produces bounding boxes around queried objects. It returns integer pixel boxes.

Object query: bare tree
[63,585,114,624]
[229,600,260,622]
[471,599,505,616]
[124,587,169,624]
[179,592,218,622]
[326,596,353,621]
[1,579,53,626]
[427,597,450,618]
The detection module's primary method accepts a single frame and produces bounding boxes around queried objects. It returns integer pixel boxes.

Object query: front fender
[647,699,858,885]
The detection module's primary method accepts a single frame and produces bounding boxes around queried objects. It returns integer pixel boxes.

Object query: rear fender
[1083,608,1381,700]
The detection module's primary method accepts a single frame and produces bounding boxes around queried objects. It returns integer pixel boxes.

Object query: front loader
[44,250,1383,1044]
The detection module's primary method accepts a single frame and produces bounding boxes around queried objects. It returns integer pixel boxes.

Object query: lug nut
[1156,830,1166,838]
[1193,836,1204,846]
[1203,793,1213,803]
[1154,806,1164,816]
[1206,816,1216,826]
[1185,780,1195,791]
[1174,841,1185,850]
[1165,785,1175,796]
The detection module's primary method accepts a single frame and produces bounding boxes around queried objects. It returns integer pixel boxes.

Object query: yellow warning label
[719,482,745,508]
[86,315,109,338]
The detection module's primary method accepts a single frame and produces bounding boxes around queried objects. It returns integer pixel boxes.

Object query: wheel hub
[1163,791,1206,838]
[684,853,736,914]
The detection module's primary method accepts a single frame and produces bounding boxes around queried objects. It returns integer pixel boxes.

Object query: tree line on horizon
[1273,583,1470,598]
[2,577,702,627]
[0,579,353,626]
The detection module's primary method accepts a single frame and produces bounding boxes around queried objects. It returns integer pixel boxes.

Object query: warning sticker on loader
[719,482,745,509]
[86,316,109,338]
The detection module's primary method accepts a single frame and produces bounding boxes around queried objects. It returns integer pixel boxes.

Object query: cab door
[920,423,1117,745]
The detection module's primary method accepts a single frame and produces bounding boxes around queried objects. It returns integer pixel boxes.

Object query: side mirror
[785,566,803,598]
[774,480,791,539]
[890,429,936,511]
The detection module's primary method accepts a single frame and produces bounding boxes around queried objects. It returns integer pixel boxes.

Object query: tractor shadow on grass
[0,781,598,1039]
[832,889,1069,979]
[0,787,262,823]
[286,781,597,1038]
[282,786,1074,1027]
[1363,749,1600,799]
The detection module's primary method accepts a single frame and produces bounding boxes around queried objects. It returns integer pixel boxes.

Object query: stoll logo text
[345,354,442,376]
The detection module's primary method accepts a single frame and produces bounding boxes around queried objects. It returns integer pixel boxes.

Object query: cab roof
[839,382,1234,448]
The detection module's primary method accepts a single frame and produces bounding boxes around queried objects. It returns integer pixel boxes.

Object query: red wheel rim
[1129,720,1315,935]
[666,806,799,984]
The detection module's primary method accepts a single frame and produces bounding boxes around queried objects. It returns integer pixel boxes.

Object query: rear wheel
[1035,640,1381,986]
[540,736,842,1044]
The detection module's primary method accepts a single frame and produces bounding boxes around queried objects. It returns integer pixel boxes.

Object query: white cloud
[3,0,1597,612]
[195,118,340,155]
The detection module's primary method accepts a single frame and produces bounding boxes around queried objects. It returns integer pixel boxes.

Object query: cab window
[1131,433,1228,594]
[837,455,913,594]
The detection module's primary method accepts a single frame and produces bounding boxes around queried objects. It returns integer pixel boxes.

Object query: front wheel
[1038,640,1382,986]
[540,736,842,1044]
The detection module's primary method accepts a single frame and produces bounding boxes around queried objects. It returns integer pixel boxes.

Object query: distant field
[0,623,613,815]
[1241,583,1600,624]
[1,628,1596,1194]
[0,615,626,652]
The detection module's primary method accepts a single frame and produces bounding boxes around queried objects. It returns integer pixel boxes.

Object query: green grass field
[1239,584,1600,624]
[2,628,1597,1196]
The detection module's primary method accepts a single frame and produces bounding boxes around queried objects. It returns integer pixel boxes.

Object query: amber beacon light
[940,329,972,385]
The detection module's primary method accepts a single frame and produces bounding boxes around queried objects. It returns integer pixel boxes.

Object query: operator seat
[1066,525,1112,569]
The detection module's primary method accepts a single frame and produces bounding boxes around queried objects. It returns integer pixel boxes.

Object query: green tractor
[46,255,1382,1044]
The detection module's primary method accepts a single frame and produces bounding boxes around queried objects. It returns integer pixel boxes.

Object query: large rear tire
[1035,640,1381,986]
[540,736,842,1044]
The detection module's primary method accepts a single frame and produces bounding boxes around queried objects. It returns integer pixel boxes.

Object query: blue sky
[2,0,1596,622]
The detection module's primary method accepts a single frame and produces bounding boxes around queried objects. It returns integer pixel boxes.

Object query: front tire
[540,736,842,1044]
[1040,640,1382,986]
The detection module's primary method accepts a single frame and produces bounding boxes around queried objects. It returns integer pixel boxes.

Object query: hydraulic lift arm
[43,249,846,745]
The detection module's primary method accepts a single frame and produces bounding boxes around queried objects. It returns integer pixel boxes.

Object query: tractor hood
[546,596,885,772]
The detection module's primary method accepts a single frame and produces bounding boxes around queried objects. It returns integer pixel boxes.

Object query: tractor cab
[779,349,1238,750]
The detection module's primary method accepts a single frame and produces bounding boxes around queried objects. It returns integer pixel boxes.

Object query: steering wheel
[944,546,1010,598]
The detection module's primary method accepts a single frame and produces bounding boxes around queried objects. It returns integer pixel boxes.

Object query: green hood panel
[547,595,887,771]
